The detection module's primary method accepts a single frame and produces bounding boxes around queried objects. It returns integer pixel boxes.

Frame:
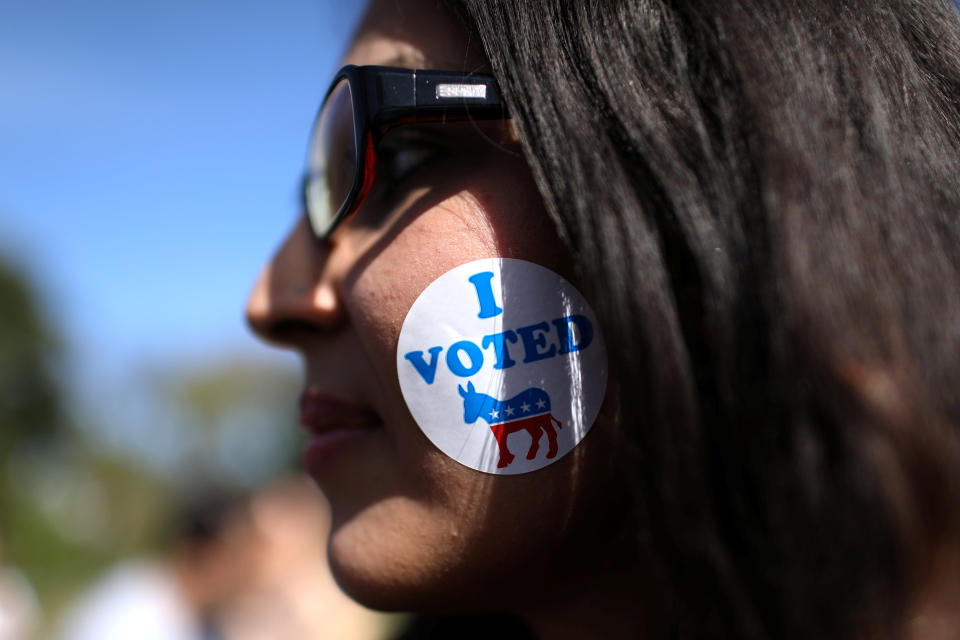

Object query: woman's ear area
[505,119,522,146]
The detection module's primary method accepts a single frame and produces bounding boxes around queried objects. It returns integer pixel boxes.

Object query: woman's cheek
[346,150,562,332]
[346,192,505,354]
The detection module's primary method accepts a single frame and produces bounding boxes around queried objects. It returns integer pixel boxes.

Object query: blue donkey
[458,381,562,468]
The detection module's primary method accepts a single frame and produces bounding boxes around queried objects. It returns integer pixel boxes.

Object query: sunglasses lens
[306,79,357,237]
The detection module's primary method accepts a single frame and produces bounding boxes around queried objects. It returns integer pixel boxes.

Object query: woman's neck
[521,563,654,639]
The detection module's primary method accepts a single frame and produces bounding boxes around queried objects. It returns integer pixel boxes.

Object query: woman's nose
[246,216,346,346]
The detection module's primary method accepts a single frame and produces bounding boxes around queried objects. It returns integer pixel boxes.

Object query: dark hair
[447,1,960,637]
[167,489,249,549]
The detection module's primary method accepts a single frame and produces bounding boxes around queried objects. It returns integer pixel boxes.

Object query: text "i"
[468,271,503,319]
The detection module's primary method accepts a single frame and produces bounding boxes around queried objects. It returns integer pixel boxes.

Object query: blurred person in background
[56,481,395,640]
[0,529,40,640]
[56,491,256,640]
[247,0,960,638]
[218,476,397,640]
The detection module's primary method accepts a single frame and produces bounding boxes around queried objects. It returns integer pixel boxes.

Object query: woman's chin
[324,499,506,612]
[326,521,452,611]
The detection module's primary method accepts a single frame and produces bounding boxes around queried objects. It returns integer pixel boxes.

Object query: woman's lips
[300,391,381,477]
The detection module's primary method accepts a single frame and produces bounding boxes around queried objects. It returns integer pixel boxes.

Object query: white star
[489,409,500,420]
[536,398,546,409]
[504,405,515,416]
[520,402,531,413]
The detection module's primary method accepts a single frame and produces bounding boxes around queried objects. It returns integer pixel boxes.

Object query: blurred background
[0,1,401,637]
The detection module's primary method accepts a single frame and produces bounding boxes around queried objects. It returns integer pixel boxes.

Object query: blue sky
[0,1,365,381]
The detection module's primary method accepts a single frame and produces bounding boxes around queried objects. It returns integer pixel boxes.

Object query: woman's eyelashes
[354,123,497,229]
[373,130,449,196]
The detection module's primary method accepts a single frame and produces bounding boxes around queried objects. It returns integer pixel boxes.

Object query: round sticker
[396,258,608,475]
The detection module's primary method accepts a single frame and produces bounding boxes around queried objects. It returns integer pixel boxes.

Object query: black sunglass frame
[305,64,509,239]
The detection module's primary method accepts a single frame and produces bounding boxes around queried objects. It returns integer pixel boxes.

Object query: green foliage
[0,258,63,460]
[0,253,302,633]
[154,358,302,489]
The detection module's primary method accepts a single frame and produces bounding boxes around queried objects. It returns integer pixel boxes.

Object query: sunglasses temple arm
[365,68,508,126]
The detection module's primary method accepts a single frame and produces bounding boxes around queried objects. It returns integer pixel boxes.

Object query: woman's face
[247,0,622,611]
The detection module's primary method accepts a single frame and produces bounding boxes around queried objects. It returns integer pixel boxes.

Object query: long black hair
[448,0,960,637]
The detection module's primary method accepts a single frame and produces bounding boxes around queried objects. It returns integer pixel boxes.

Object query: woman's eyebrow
[375,50,488,72]
[378,52,426,68]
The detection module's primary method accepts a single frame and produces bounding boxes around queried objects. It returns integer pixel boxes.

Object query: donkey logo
[457,381,563,468]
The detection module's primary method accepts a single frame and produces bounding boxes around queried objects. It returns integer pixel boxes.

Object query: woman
[247,0,960,637]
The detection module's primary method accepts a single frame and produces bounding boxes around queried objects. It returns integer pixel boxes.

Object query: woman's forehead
[344,0,486,70]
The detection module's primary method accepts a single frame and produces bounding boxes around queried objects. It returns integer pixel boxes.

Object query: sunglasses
[303,65,509,240]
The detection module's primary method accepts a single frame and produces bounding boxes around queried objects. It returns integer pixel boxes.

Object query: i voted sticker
[396,258,607,475]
